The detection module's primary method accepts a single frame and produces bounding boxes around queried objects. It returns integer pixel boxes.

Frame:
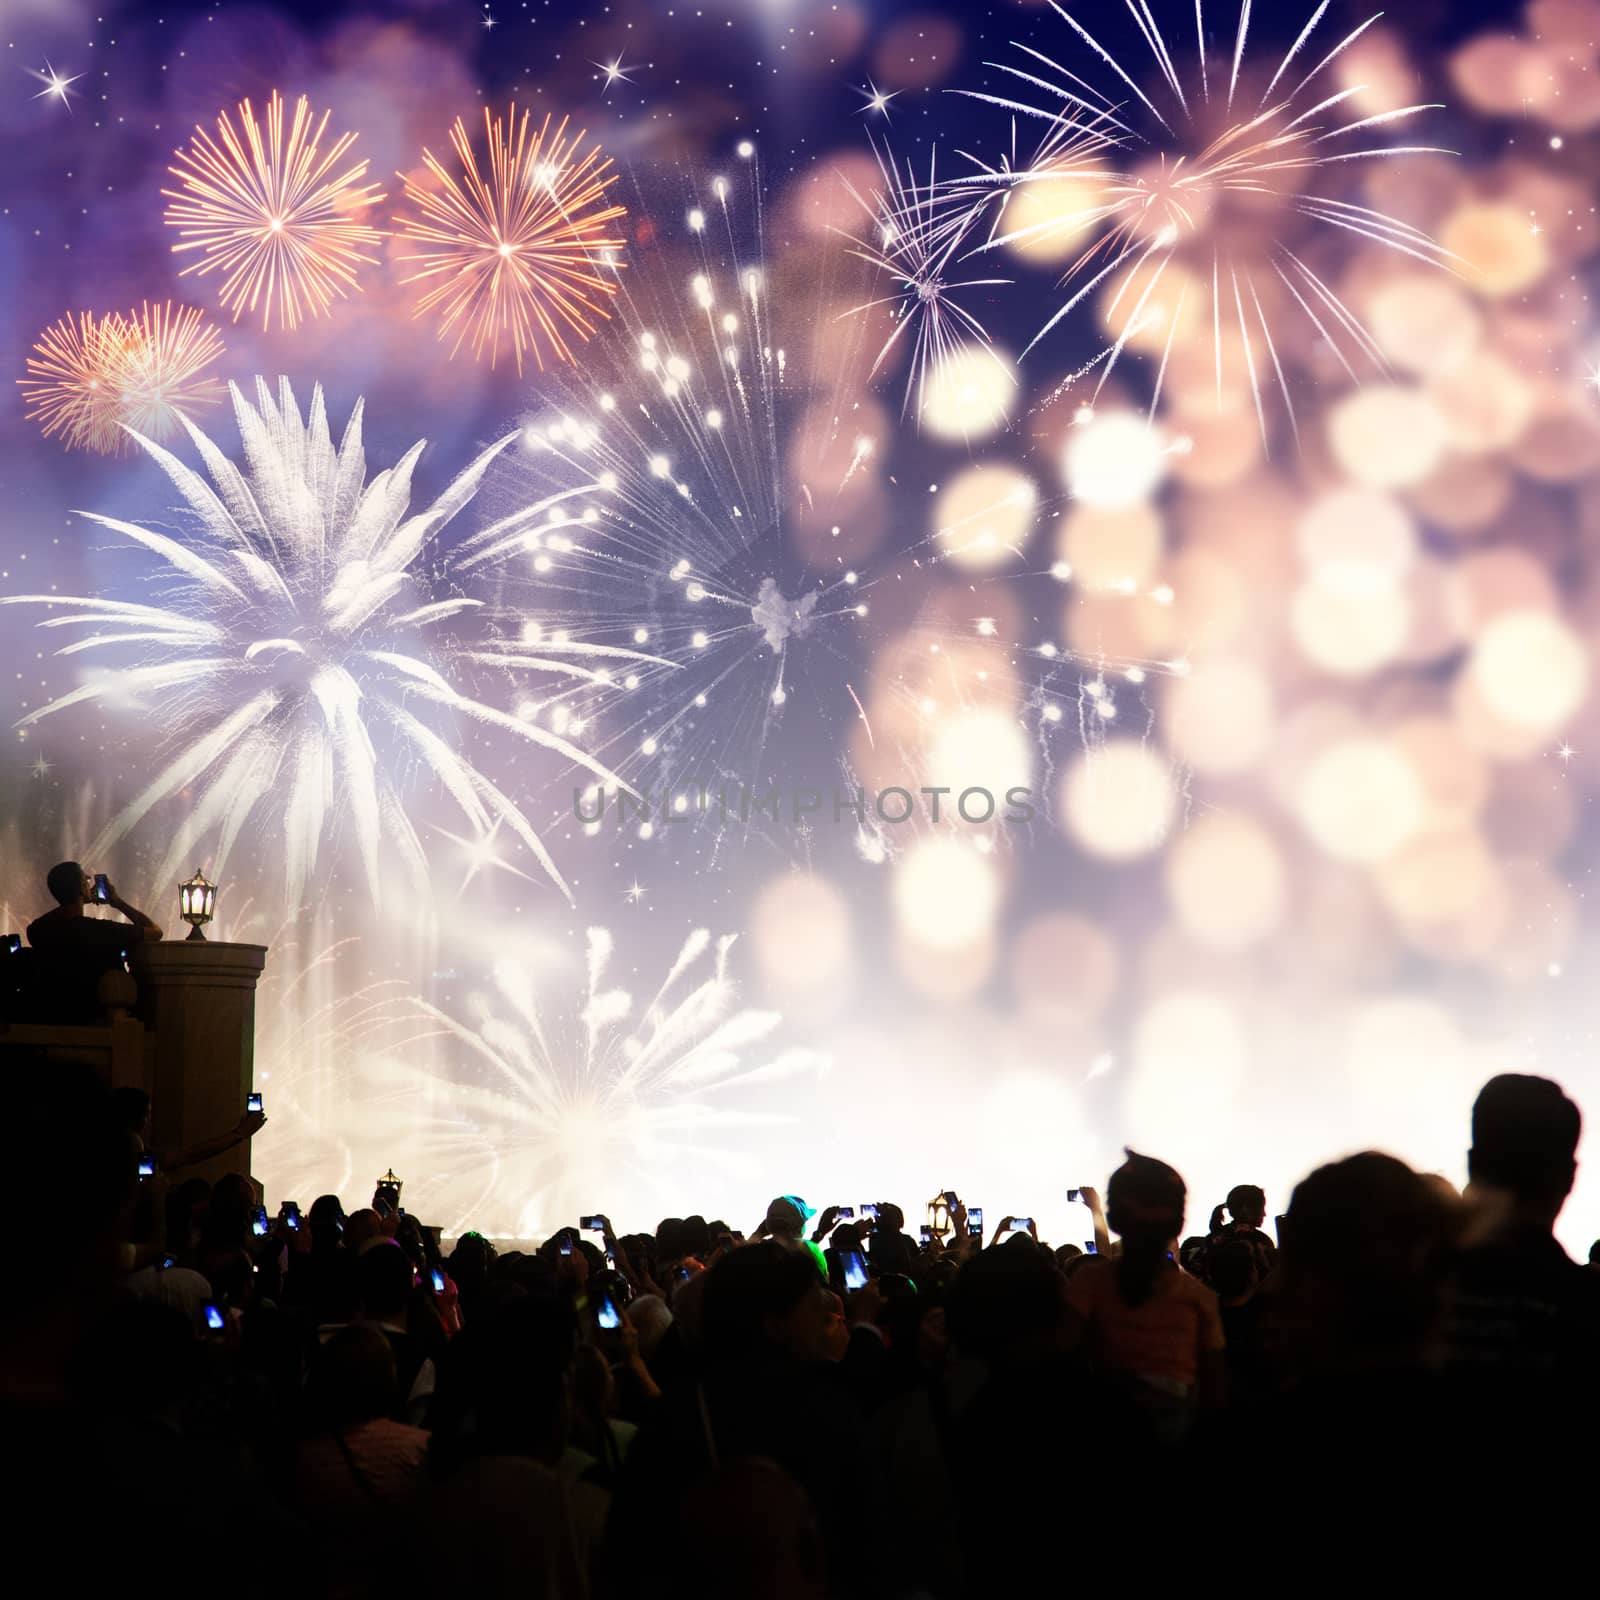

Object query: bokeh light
[920,344,1018,441]
[1064,410,1170,509]
[1061,743,1177,861]
[893,836,1001,950]
[933,464,1037,571]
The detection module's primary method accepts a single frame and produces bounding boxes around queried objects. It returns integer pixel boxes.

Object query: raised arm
[163,1108,266,1172]
[105,881,164,942]
[1080,1186,1112,1257]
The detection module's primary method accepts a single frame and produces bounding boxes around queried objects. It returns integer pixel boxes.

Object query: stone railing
[0,940,267,1182]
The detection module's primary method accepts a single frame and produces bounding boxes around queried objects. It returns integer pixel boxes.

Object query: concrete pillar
[129,941,268,1185]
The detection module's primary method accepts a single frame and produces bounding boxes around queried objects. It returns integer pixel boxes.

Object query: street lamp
[178,869,217,940]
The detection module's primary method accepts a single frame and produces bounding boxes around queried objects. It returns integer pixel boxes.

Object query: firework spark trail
[838,140,1012,423]
[394,106,628,373]
[328,925,825,1237]
[164,90,386,331]
[949,0,1453,443]
[2,377,660,909]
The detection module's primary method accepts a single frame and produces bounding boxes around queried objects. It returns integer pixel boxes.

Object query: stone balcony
[0,938,267,1184]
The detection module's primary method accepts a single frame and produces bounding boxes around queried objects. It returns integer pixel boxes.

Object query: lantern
[178,868,217,940]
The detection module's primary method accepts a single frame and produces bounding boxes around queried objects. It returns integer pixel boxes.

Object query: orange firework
[114,302,226,442]
[394,105,627,373]
[164,89,385,331]
[17,311,133,454]
[18,304,226,456]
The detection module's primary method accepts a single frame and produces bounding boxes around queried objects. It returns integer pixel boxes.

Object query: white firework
[347,925,826,1237]
[4,378,652,907]
[839,141,1011,423]
[501,155,880,795]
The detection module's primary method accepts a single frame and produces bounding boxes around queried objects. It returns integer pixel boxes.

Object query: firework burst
[839,141,1012,424]
[955,0,1453,443]
[498,156,881,795]
[16,302,224,457]
[342,924,824,1236]
[394,106,627,373]
[3,377,655,908]
[107,301,227,444]
[164,90,386,331]
[17,311,132,454]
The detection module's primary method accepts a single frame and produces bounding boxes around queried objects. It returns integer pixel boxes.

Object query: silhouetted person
[28,861,164,963]
[1446,1074,1600,1484]
[1200,1152,1467,1563]
[1064,1151,1224,1435]
[25,863,162,1019]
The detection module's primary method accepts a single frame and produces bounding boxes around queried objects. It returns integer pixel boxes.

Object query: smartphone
[580,1215,606,1232]
[3,933,20,954]
[202,1302,226,1332]
[834,1206,854,1219]
[839,1249,869,1291]
[674,1264,692,1284]
[596,1291,622,1331]
[919,1225,934,1245]
[285,1212,300,1232]
[558,1232,573,1257]
[861,1204,880,1220]
[1011,1217,1033,1232]
[137,1154,156,1180]
[1067,1188,1081,1203]
[92,874,110,904]
[430,1268,445,1293]
[160,1254,177,1270]
[1084,1239,1098,1255]
[247,1092,263,1114]
[250,1206,269,1237]
[968,1207,984,1233]
[1275,1214,1289,1243]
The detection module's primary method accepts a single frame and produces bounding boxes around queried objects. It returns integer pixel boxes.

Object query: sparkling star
[625,880,647,904]
[594,55,635,96]
[857,79,899,119]
[1557,742,1577,763]
[432,818,533,896]
[29,63,82,111]
[30,752,52,780]
[481,6,497,29]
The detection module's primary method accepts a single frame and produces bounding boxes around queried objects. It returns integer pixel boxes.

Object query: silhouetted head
[1225,1184,1267,1227]
[702,1241,842,1366]
[1106,1151,1186,1248]
[1207,1238,1260,1302]
[763,1198,806,1244]
[429,1292,578,1471]
[305,1323,401,1430]
[357,1239,413,1322]
[1468,1074,1580,1223]
[46,861,86,907]
[1281,1151,1460,1372]
[947,1240,1066,1365]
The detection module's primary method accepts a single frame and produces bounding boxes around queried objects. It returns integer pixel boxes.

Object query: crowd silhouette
[3,1048,1596,1595]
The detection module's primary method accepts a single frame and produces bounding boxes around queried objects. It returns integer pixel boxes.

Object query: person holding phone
[1063,1152,1225,1438]
[24,861,164,1020]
